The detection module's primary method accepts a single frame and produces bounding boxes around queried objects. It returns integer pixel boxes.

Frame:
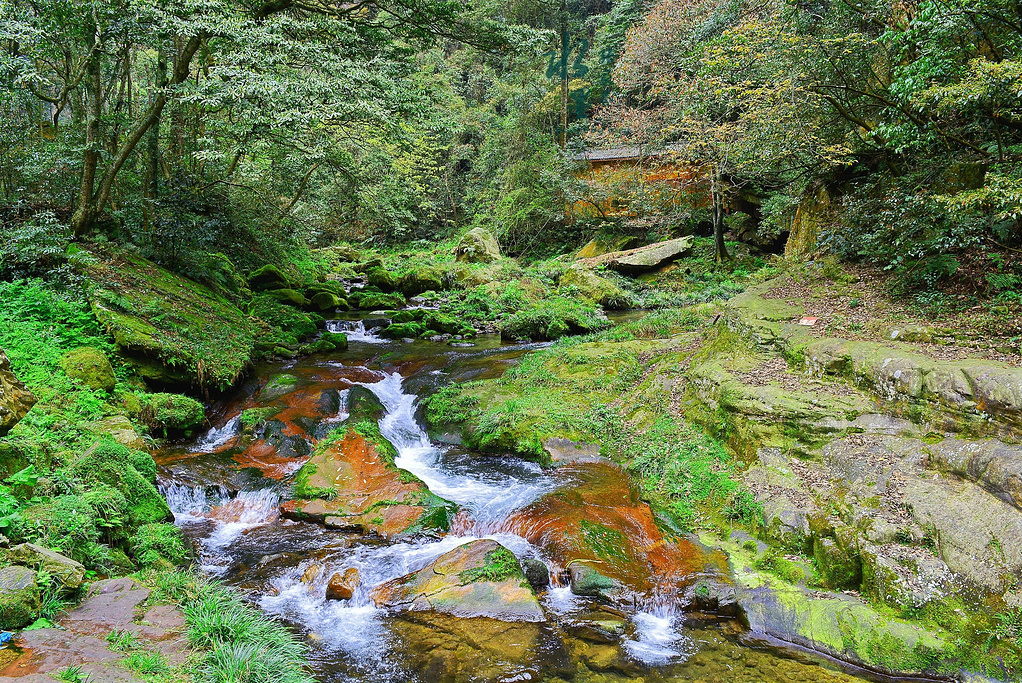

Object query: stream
[155,316,873,683]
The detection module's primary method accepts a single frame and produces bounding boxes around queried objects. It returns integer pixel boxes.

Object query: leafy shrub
[249,295,318,347]
[499,295,610,341]
[65,440,170,526]
[0,211,71,277]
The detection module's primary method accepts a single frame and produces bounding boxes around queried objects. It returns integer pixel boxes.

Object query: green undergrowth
[134,569,314,683]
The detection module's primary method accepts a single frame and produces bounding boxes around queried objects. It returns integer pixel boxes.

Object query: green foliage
[145,393,206,432]
[459,547,523,583]
[422,385,480,427]
[56,665,91,683]
[499,294,610,341]
[184,581,314,683]
[249,295,319,348]
[0,212,72,278]
[65,440,170,528]
[131,523,190,568]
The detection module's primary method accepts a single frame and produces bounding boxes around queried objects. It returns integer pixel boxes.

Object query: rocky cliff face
[0,349,35,437]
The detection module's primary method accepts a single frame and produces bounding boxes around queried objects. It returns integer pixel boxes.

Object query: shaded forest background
[3,0,1022,308]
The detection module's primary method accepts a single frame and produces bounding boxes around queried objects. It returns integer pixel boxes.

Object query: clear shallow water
[157,321,875,683]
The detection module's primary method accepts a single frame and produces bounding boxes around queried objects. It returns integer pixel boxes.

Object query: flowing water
[156,319,878,683]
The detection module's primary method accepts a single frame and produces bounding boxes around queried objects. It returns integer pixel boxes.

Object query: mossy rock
[0,565,38,630]
[399,268,447,297]
[346,385,386,422]
[454,228,501,264]
[260,374,301,401]
[321,331,349,351]
[575,235,642,259]
[84,250,255,390]
[352,292,406,311]
[60,346,116,392]
[306,281,347,299]
[146,392,205,432]
[249,264,293,292]
[309,291,343,312]
[249,294,319,348]
[263,288,309,308]
[381,322,426,339]
[422,311,475,337]
[67,440,170,526]
[390,309,426,324]
[366,267,399,292]
[559,266,632,309]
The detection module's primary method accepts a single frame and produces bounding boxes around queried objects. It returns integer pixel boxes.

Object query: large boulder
[370,539,545,622]
[248,264,293,292]
[454,228,501,263]
[283,428,454,537]
[60,347,116,392]
[606,236,693,273]
[0,349,35,437]
[6,543,86,589]
[575,235,642,259]
[0,565,38,629]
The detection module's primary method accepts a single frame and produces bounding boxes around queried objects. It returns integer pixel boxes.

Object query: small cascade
[363,372,554,529]
[190,416,241,453]
[163,483,280,574]
[622,607,693,666]
[327,319,387,344]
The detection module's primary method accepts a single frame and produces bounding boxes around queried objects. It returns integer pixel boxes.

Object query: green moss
[459,547,523,584]
[240,407,280,429]
[60,346,116,392]
[85,249,255,390]
[292,462,336,500]
[352,292,405,310]
[146,393,205,432]
[380,322,426,339]
[579,520,630,560]
[249,294,318,349]
[350,419,399,466]
[65,439,170,526]
[499,294,610,341]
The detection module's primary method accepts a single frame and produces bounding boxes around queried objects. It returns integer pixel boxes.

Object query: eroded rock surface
[0,349,35,437]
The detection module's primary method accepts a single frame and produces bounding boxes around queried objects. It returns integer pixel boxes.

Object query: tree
[592,0,847,261]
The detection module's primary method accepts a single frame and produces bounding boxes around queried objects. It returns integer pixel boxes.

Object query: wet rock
[399,268,446,296]
[389,613,550,683]
[812,536,860,590]
[60,346,116,392]
[259,373,301,401]
[60,577,151,634]
[502,462,726,598]
[454,227,501,263]
[320,331,348,351]
[286,430,452,537]
[326,567,360,601]
[0,565,38,629]
[568,562,615,597]
[371,539,545,622]
[6,543,86,589]
[0,350,36,437]
[521,558,549,589]
[301,564,321,584]
[345,385,386,422]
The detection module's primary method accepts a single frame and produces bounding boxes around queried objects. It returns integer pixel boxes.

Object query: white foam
[622,608,693,666]
[327,320,387,344]
[190,416,241,452]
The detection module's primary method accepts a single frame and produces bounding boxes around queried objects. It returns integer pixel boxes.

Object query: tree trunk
[72,35,202,237]
[711,172,730,263]
[71,50,102,236]
[559,0,568,148]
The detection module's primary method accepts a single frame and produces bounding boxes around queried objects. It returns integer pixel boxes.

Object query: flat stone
[6,543,85,589]
[606,236,694,273]
[61,578,152,636]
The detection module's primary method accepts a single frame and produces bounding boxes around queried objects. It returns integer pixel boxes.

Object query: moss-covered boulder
[60,346,116,392]
[575,235,642,259]
[84,250,255,390]
[0,348,36,437]
[454,228,501,263]
[284,427,455,537]
[263,288,309,308]
[259,374,301,401]
[399,268,447,296]
[85,414,145,449]
[0,565,38,629]
[249,264,293,292]
[67,440,170,526]
[370,539,544,621]
[366,267,399,292]
[146,393,205,432]
[6,543,86,589]
[321,331,348,351]
[351,291,405,311]
[559,266,631,309]
[309,291,343,312]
